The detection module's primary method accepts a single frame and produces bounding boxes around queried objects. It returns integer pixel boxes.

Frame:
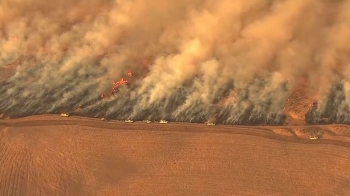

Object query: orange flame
[128,71,133,77]
[101,73,131,99]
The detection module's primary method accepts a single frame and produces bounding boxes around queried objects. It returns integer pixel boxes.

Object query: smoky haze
[0,0,349,124]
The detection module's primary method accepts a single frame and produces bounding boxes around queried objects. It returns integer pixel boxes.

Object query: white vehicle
[61,113,69,117]
[159,120,168,124]
[145,120,151,123]
[206,122,216,126]
[310,136,319,140]
[101,118,107,121]
[124,119,134,123]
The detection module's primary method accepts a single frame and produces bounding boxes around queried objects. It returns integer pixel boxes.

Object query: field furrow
[0,116,349,195]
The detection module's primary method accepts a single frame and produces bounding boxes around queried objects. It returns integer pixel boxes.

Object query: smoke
[0,0,350,124]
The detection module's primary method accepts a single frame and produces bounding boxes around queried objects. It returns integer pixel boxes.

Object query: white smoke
[1,0,350,124]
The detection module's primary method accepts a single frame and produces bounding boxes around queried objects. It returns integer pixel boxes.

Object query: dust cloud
[0,0,349,124]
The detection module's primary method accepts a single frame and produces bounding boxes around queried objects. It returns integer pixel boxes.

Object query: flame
[128,71,133,77]
[111,78,128,93]
[309,96,319,108]
[100,71,131,99]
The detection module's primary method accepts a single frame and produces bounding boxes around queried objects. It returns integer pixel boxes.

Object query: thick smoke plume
[0,0,350,124]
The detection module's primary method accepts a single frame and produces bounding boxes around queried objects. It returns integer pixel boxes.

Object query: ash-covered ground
[1,0,350,125]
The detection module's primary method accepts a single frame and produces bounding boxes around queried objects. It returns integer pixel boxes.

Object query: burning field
[1,0,350,125]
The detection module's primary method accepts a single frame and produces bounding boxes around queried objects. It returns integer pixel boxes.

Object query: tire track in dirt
[7,141,17,196]
[0,133,28,196]
[11,144,26,196]
[1,116,350,195]
[6,127,90,196]
[1,137,13,196]
[1,118,350,149]
[283,128,298,137]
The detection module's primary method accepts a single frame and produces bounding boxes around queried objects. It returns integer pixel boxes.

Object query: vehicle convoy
[125,119,134,123]
[61,113,69,117]
[310,136,319,140]
[159,120,168,124]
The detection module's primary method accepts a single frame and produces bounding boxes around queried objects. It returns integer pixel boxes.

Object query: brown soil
[1,116,350,196]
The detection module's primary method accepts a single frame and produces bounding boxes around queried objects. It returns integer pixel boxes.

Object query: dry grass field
[1,116,350,196]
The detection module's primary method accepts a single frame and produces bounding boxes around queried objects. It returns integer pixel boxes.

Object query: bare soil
[0,116,350,196]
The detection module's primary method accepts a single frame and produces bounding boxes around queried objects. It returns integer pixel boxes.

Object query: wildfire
[112,78,128,93]
[101,71,133,98]
[128,71,133,77]
[309,96,319,108]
